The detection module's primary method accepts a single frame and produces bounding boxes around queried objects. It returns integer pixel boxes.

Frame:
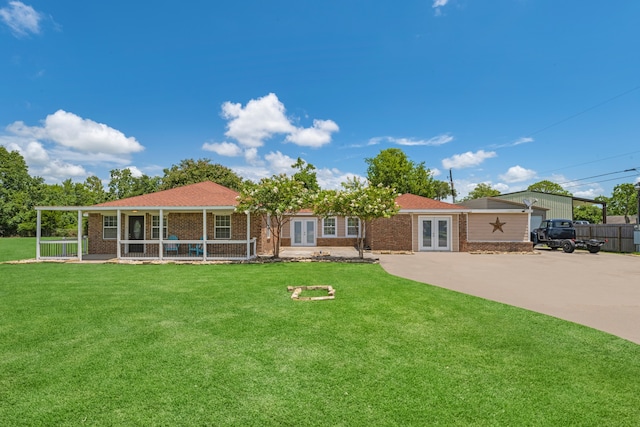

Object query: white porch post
[246,211,251,259]
[36,209,41,260]
[116,209,122,259]
[77,210,83,261]
[202,209,207,260]
[159,209,164,260]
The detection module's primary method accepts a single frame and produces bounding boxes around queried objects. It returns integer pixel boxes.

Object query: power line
[562,173,640,189]
[540,150,640,175]
[557,167,639,186]
[525,85,640,139]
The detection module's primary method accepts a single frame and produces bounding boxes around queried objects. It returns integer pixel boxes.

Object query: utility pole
[449,169,456,204]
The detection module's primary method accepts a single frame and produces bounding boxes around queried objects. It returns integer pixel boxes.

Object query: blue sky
[1,0,639,199]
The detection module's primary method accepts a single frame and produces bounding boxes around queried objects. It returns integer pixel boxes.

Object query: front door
[128,215,145,253]
[419,216,451,251]
[292,219,316,246]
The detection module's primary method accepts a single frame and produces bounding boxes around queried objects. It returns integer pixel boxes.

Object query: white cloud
[125,166,143,178]
[264,151,296,174]
[513,137,533,146]
[222,93,295,148]
[8,110,144,154]
[0,1,41,37]
[202,141,242,157]
[499,165,537,183]
[432,0,450,16]
[368,134,453,147]
[220,93,339,150]
[285,119,339,148]
[316,168,362,190]
[2,110,144,183]
[442,150,496,169]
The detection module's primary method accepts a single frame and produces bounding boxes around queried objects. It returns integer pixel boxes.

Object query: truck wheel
[562,240,576,253]
[587,245,601,254]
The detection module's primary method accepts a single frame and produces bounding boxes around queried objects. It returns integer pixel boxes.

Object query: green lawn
[0,246,639,425]
[0,237,35,262]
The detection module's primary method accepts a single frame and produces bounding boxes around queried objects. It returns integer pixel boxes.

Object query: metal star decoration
[490,216,506,233]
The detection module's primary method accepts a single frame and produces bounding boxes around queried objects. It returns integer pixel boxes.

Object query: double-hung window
[151,215,168,239]
[346,217,360,237]
[215,215,231,239]
[103,215,117,239]
[322,217,337,237]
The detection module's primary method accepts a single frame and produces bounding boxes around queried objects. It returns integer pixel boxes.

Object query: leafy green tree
[573,205,602,224]
[291,157,319,192]
[235,174,308,258]
[161,158,242,191]
[0,146,44,236]
[527,180,572,196]
[365,148,439,198]
[83,175,109,205]
[433,180,454,201]
[107,168,160,200]
[608,183,638,223]
[313,178,399,258]
[461,183,501,202]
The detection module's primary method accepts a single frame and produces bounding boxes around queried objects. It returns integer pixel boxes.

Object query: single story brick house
[35,181,265,261]
[35,181,533,261]
[284,193,533,253]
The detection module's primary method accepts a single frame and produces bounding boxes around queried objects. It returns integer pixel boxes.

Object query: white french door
[419,216,451,251]
[292,219,316,246]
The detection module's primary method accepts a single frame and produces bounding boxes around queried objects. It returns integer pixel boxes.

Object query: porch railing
[39,237,89,259]
[119,238,257,260]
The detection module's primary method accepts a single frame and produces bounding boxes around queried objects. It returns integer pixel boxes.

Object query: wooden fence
[575,224,637,253]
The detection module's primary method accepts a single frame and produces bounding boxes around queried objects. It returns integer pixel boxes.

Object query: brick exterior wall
[458,214,468,252]
[459,213,532,252]
[463,241,534,252]
[365,214,413,251]
[87,211,265,256]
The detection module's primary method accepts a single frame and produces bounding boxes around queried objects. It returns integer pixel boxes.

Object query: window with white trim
[322,217,337,237]
[215,215,231,239]
[103,215,117,239]
[346,217,360,237]
[151,215,168,239]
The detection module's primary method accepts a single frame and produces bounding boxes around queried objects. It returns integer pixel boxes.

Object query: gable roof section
[94,181,239,208]
[396,193,465,211]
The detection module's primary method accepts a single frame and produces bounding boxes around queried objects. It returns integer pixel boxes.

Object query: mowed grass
[0,261,639,424]
[0,237,35,262]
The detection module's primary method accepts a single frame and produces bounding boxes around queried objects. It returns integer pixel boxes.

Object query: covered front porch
[35,206,259,262]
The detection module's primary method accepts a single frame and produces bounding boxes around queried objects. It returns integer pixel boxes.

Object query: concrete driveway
[378,250,640,344]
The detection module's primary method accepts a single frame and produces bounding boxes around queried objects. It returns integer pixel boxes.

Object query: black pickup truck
[531,219,605,253]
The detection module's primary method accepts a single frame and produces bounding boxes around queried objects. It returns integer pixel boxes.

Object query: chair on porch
[189,237,204,257]
[165,234,180,256]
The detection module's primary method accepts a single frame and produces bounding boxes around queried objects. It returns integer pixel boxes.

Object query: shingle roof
[396,193,464,210]
[94,181,239,207]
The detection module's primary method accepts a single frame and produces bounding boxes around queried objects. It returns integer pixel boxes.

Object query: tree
[313,178,399,258]
[608,183,638,223]
[365,148,440,198]
[0,146,44,236]
[161,158,242,191]
[573,205,603,224]
[291,157,319,192]
[527,180,572,196]
[433,180,454,201]
[461,183,501,202]
[235,174,308,258]
[107,168,160,200]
